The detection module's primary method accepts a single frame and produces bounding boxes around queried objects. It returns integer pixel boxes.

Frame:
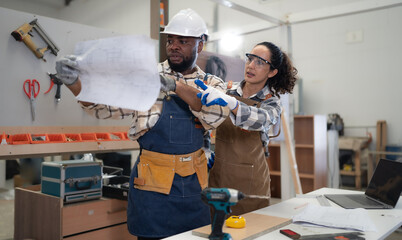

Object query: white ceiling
[211,0,402,24]
[6,0,402,23]
[201,0,402,42]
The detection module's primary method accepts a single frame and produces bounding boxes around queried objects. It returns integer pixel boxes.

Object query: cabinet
[14,185,136,240]
[267,115,327,198]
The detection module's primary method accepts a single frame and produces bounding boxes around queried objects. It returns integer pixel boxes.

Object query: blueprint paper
[74,35,160,111]
[293,204,377,232]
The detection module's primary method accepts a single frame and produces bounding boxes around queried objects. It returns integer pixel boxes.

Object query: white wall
[1,0,401,148]
[0,0,150,35]
[0,7,133,127]
[292,6,402,147]
[57,0,150,35]
[204,3,402,149]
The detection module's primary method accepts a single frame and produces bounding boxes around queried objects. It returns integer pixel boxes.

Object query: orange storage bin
[30,134,49,144]
[48,134,66,143]
[120,132,129,140]
[95,133,111,141]
[80,133,97,142]
[65,133,82,142]
[1,132,11,145]
[110,132,125,141]
[11,134,30,145]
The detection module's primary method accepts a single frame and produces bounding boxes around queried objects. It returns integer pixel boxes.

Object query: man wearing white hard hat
[55,8,228,240]
[126,9,229,239]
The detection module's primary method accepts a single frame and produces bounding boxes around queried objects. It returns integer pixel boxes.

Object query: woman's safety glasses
[245,53,275,69]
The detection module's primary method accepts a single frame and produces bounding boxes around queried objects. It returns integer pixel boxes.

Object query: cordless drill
[201,188,245,240]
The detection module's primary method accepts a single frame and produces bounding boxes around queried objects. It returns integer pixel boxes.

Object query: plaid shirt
[227,80,282,157]
[81,60,229,145]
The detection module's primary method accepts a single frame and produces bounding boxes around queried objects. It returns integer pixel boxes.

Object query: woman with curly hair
[196,41,298,215]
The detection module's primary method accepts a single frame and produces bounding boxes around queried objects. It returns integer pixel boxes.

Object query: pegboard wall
[0,7,131,127]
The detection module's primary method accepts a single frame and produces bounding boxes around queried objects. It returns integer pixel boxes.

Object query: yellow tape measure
[225,216,246,228]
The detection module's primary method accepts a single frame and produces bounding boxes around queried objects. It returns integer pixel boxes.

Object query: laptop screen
[365,159,402,207]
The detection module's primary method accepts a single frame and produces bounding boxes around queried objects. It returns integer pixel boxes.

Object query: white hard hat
[161,8,208,40]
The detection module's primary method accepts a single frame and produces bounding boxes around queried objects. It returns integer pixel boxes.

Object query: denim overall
[127,95,211,238]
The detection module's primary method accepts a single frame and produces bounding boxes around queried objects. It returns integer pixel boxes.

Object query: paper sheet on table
[293,204,377,232]
[74,35,160,111]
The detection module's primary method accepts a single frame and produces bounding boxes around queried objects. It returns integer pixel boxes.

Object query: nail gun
[11,18,59,62]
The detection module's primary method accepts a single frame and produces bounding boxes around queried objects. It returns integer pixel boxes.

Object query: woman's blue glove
[203,148,215,170]
[207,151,215,170]
[195,79,238,110]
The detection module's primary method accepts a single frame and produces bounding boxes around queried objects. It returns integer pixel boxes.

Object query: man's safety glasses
[245,53,275,69]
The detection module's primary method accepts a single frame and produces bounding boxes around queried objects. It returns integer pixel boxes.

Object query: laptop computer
[325,158,402,209]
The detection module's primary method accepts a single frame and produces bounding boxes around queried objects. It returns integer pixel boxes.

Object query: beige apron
[209,96,271,216]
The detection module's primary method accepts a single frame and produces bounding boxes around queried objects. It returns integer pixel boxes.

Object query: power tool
[201,188,245,240]
[11,19,59,62]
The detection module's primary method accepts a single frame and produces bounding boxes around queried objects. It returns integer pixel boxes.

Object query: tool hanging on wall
[44,72,63,102]
[11,18,59,62]
[23,79,40,121]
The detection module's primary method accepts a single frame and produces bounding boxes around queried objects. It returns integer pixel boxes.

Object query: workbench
[166,188,402,240]
[338,136,370,189]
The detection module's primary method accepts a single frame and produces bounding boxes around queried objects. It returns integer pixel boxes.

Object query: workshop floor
[0,179,401,240]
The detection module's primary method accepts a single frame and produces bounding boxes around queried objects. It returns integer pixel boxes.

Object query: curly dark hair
[256,42,298,98]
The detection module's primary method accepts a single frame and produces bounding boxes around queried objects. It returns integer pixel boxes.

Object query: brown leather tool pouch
[135,152,175,195]
[134,149,207,194]
[194,152,208,189]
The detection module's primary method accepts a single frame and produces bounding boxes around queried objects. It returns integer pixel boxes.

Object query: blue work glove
[160,75,176,92]
[195,79,238,110]
[207,151,215,170]
[55,55,81,85]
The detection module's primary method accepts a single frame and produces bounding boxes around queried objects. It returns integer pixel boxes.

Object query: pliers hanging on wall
[44,72,63,102]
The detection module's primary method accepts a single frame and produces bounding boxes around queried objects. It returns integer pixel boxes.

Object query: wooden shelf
[340,170,357,176]
[0,126,139,159]
[295,144,314,148]
[268,115,327,198]
[270,170,281,176]
[299,173,315,179]
[267,143,281,174]
[0,140,139,159]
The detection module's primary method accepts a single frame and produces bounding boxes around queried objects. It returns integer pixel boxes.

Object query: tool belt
[134,148,207,194]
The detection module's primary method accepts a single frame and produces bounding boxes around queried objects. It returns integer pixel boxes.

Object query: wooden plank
[14,186,63,240]
[192,213,291,240]
[375,121,387,164]
[355,151,361,189]
[282,112,303,194]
